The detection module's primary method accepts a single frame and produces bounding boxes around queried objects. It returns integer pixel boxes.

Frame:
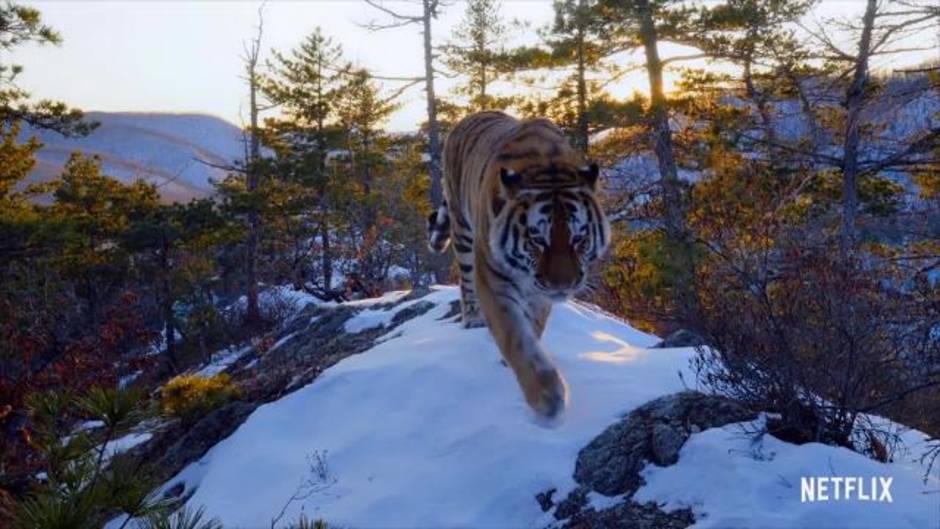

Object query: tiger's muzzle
[535,199,583,298]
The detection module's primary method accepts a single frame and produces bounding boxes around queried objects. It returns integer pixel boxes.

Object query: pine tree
[684,0,814,144]
[263,28,348,292]
[0,2,94,136]
[502,0,638,154]
[441,0,511,112]
[122,200,228,370]
[0,122,42,251]
[47,154,159,325]
[599,0,692,240]
[335,69,400,290]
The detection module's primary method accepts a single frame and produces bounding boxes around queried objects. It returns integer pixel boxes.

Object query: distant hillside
[23,112,245,202]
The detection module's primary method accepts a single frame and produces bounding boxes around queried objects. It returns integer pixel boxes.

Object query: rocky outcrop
[549,391,757,528]
[653,329,705,349]
[125,291,440,501]
[561,501,694,529]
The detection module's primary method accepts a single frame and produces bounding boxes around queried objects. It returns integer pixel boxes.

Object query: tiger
[427,111,611,420]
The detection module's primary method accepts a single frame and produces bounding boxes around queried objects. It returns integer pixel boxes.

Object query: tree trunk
[479,46,488,108]
[244,22,263,328]
[841,0,877,255]
[315,72,333,293]
[742,50,775,147]
[161,243,177,370]
[320,216,332,291]
[423,0,451,284]
[636,0,685,240]
[423,0,443,209]
[575,0,589,154]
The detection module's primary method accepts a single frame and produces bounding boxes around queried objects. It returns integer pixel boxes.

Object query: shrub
[599,227,699,334]
[136,506,222,529]
[0,387,222,529]
[690,236,940,454]
[285,515,332,529]
[160,374,239,421]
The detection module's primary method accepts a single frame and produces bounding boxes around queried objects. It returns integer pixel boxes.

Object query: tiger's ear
[579,162,600,189]
[500,167,522,189]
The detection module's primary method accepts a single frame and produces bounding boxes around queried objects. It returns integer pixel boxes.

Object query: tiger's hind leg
[452,216,485,329]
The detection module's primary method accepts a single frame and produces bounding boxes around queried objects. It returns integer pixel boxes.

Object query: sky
[12,1,939,132]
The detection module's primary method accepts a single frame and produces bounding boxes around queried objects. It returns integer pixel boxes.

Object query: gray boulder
[653,329,705,348]
[551,391,757,528]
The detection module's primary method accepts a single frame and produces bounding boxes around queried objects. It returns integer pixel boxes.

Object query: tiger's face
[490,163,611,300]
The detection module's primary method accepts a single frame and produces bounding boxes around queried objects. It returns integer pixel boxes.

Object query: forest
[0,0,938,527]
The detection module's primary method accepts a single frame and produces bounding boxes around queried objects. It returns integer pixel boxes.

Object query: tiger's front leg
[451,219,486,329]
[475,256,568,419]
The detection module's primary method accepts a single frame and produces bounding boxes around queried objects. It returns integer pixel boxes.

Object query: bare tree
[363,0,451,283]
[802,0,940,253]
[242,3,266,327]
[840,0,877,254]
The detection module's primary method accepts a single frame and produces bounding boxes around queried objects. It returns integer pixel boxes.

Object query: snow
[143,329,182,357]
[73,419,105,433]
[261,285,325,311]
[343,297,427,333]
[155,287,687,527]
[118,370,142,388]
[342,289,411,307]
[269,331,298,352]
[635,416,939,529]
[127,287,938,528]
[194,345,252,377]
[230,284,328,319]
[25,112,244,203]
[103,431,153,459]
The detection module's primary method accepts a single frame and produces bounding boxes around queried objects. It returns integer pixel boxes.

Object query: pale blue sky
[12,1,937,132]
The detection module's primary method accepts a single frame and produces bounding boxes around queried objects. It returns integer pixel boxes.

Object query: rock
[561,501,694,529]
[535,488,556,512]
[124,290,448,503]
[125,400,258,494]
[554,487,588,520]
[551,391,757,527]
[163,481,185,499]
[653,329,705,348]
[651,422,687,466]
[437,299,462,321]
[390,300,435,326]
[574,391,755,497]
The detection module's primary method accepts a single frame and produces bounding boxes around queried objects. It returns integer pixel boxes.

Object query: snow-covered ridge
[24,112,244,203]
[111,286,938,528]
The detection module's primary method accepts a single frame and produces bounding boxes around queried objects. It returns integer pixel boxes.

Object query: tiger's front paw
[525,367,568,421]
[461,314,486,329]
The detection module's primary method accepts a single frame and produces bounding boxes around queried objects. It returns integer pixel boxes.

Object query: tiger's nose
[541,247,580,289]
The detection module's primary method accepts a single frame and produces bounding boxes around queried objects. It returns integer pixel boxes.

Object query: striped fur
[428,111,611,419]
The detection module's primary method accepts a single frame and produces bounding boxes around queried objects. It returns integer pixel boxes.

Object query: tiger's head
[489,162,611,300]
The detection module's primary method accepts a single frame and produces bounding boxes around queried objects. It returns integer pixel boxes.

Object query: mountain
[103,286,938,529]
[24,112,245,202]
